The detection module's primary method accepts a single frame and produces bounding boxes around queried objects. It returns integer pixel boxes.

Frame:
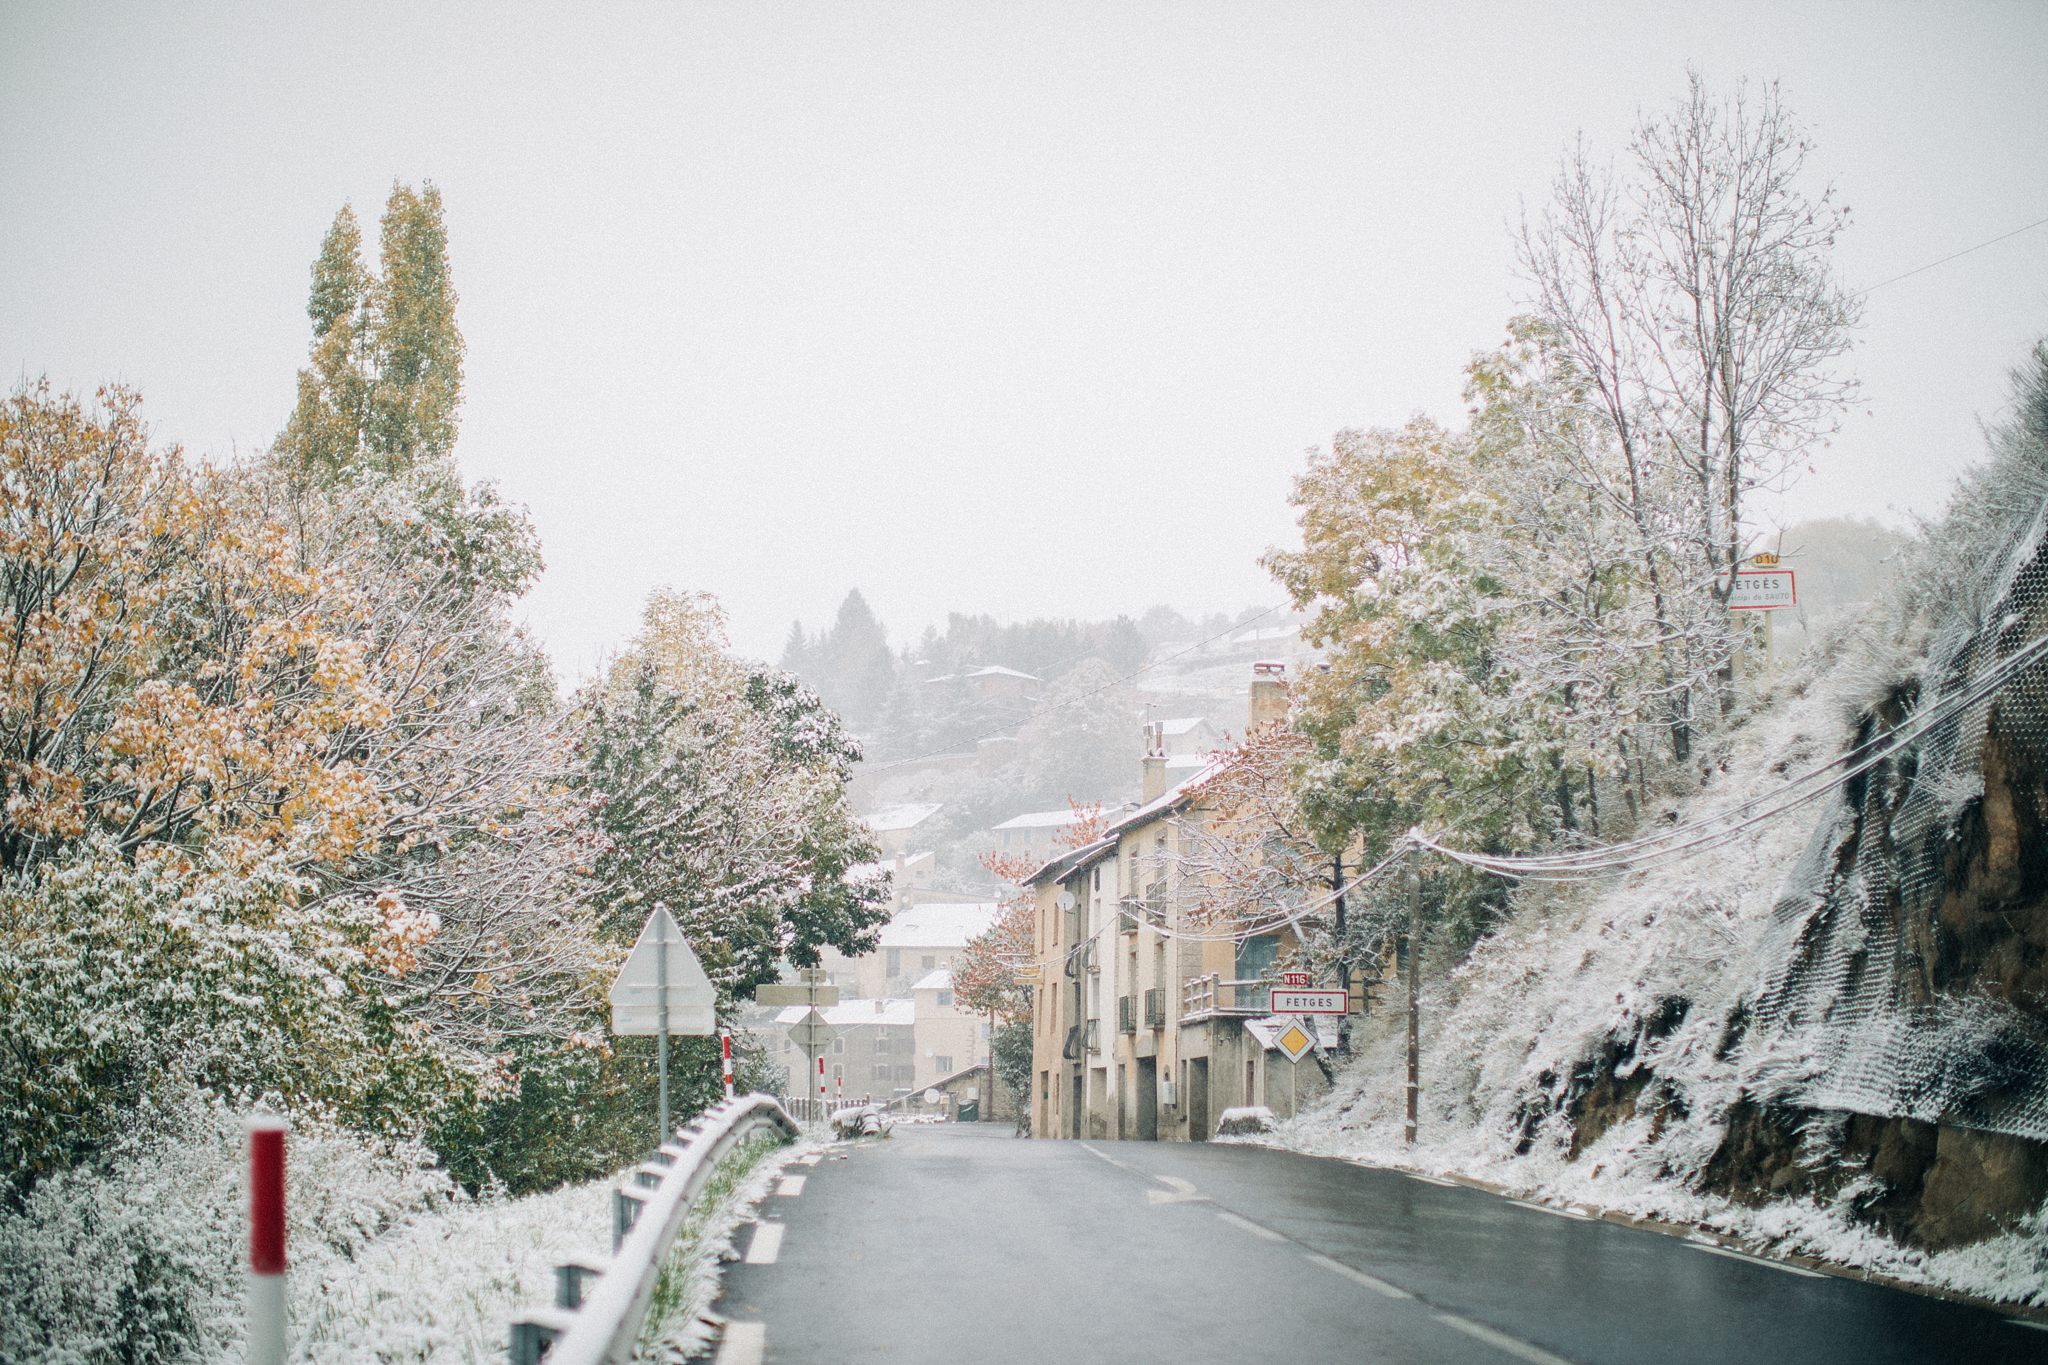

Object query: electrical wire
[1417,631,2048,880]
[1856,213,2048,298]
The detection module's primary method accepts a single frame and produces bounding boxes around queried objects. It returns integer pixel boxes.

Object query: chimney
[1140,720,1168,802]
[1247,662,1289,734]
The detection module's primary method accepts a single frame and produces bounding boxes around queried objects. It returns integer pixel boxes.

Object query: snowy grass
[1251,655,2048,1308]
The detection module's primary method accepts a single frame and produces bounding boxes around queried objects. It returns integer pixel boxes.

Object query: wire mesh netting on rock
[1747,497,2048,1143]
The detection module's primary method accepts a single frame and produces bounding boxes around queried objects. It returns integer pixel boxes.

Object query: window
[934,1055,953,1074]
[1235,934,1280,981]
[922,955,936,971]
[832,1036,845,1055]
[936,990,953,1008]
[886,948,902,975]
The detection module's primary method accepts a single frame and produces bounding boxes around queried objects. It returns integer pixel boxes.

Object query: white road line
[2012,1319,2048,1332]
[1405,1171,1458,1187]
[716,1321,765,1365]
[1433,1312,1576,1365]
[1077,1142,1135,1172]
[775,1174,807,1197]
[1688,1241,1826,1278]
[745,1222,784,1265]
[1303,1252,1413,1299]
[790,1153,822,1166]
[1510,1198,1592,1221]
[1214,1210,1286,1242]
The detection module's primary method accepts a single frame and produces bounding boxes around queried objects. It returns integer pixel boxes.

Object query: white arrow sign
[609,904,716,1036]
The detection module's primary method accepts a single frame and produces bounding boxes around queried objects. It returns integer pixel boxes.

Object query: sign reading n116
[1269,987,1349,1015]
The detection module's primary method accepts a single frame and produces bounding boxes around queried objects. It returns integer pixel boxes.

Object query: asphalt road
[709,1123,2048,1364]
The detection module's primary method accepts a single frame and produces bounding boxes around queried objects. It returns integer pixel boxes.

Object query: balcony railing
[1180,974,1277,1021]
[1083,1017,1101,1053]
[1117,995,1136,1034]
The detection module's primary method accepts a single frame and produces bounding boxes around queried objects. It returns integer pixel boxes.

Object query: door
[1136,1058,1158,1141]
[1188,1058,1210,1141]
[1071,1072,1084,1139]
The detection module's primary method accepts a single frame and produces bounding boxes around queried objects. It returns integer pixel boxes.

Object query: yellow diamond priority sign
[1274,1021,1316,1062]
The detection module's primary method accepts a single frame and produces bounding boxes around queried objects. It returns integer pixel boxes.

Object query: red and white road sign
[1728,569,1796,610]
[1280,970,1312,988]
[1269,987,1349,1015]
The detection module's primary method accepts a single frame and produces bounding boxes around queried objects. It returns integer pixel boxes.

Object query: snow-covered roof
[846,850,934,882]
[1022,755,1233,887]
[864,802,942,833]
[775,998,915,1028]
[964,664,1040,682]
[1165,753,1211,771]
[993,808,1087,831]
[1232,625,1296,645]
[912,969,952,992]
[1158,716,1209,736]
[877,902,1000,948]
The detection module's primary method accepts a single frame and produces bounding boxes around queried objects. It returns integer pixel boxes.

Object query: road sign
[755,982,842,1007]
[788,1008,838,1049]
[1280,970,1312,988]
[1269,987,1349,1015]
[1728,568,1796,611]
[798,966,831,984]
[609,905,716,1036]
[1273,1020,1317,1062]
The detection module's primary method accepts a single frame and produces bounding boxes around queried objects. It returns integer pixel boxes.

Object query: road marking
[1405,1171,1458,1187]
[775,1174,807,1196]
[1077,1143,1135,1173]
[1510,1198,1592,1220]
[2011,1319,2048,1332]
[716,1321,765,1365]
[1214,1209,1286,1242]
[1304,1252,1413,1299]
[1433,1312,1576,1365]
[790,1153,821,1166]
[1688,1241,1826,1278]
[1146,1174,1209,1205]
[744,1222,784,1264]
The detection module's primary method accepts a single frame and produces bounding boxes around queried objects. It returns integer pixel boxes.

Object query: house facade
[1024,664,1348,1141]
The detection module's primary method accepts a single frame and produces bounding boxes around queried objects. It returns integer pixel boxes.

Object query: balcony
[1180,973,1276,1021]
[1083,1017,1101,1053]
[1143,989,1166,1029]
[1117,995,1136,1034]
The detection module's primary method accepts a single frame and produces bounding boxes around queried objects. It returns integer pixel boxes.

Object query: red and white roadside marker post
[817,1054,826,1119]
[720,1028,735,1101]
[247,1115,288,1365]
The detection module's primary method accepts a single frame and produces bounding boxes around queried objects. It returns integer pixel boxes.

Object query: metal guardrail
[508,1093,800,1365]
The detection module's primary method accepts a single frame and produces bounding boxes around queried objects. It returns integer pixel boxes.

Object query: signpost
[1268,986,1349,1015]
[609,904,715,1137]
[1272,1020,1317,1063]
[757,968,839,1121]
[1728,568,1797,611]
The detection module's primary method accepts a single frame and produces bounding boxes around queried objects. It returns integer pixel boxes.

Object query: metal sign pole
[657,906,670,1138]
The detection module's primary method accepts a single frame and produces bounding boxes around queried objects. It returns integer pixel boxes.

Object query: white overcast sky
[4,1,2045,674]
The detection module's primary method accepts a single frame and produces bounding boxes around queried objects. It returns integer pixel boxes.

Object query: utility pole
[1405,856,1421,1147]
[986,1007,998,1125]
[656,907,670,1138]
[1331,849,1349,1055]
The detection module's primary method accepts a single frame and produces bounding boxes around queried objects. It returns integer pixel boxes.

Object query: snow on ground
[295,1129,820,1364]
[1248,657,2048,1308]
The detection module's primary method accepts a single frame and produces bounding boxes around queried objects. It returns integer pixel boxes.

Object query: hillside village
[743,619,1322,1122]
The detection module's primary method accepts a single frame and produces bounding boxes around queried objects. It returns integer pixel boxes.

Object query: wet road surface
[709,1123,2048,1364]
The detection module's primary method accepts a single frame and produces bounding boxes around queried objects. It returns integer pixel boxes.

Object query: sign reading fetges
[1269,987,1349,1015]
[1728,568,1797,611]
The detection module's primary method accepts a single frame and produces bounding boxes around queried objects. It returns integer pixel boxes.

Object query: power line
[1856,213,2048,297]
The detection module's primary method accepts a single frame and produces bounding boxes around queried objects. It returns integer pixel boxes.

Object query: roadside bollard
[248,1115,288,1365]
[721,1029,734,1101]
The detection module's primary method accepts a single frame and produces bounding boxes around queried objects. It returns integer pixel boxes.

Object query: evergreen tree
[278,206,371,478]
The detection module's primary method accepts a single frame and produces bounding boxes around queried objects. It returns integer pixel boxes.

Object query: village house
[1023,664,1346,1142]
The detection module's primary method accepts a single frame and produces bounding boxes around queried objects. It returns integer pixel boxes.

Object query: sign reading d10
[1269,987,1349,1015]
